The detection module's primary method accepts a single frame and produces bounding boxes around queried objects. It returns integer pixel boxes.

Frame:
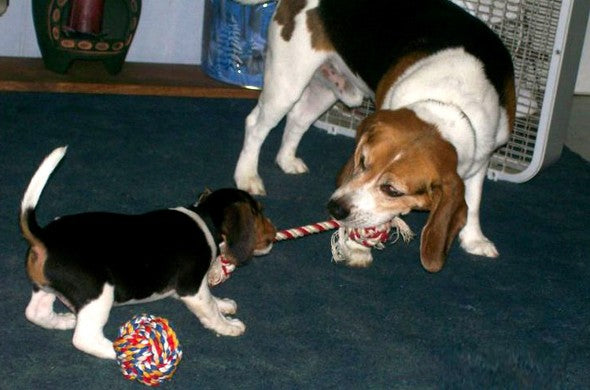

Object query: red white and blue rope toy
[113,314,182,387]
[208,216,415,286]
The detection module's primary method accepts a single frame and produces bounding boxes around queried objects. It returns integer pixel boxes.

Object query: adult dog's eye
[380,184,404,197]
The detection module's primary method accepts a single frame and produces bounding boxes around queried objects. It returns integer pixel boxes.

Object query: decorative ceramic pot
[32,0,141,74]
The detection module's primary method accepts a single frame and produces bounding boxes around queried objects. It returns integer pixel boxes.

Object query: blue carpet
[1,92,589,389]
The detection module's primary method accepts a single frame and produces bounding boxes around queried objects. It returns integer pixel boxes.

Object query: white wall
[0,0,39,57]
[574,14,590,94]
[0,0,204,64]
[126,0,204,64]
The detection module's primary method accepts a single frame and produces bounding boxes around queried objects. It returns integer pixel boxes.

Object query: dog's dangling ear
[195,188,213,206]
[221,203,256,266]
[420,173,467,273]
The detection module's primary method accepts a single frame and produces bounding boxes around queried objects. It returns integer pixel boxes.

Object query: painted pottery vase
[32,0,141,74]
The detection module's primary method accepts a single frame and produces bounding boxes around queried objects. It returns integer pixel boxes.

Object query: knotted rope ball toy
[113,314,183,386]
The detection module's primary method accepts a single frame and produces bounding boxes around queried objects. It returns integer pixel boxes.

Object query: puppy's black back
[41,210,212,310]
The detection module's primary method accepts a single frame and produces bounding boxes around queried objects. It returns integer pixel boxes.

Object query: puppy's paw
[72,334,116,359]
[460,235,499,258]
[276,155,309,175]
[54,312,77,330]
[235,175,266,196]
[215,317,246,337]
[26,309,77,330]
[215,297,237,315]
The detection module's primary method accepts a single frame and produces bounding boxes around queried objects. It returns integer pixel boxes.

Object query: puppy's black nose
[327,199,350,220]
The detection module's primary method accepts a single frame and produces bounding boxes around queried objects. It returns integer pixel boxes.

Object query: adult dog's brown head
[327,109,467,272]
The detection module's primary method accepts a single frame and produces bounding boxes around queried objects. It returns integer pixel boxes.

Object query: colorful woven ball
[113,314,183,387]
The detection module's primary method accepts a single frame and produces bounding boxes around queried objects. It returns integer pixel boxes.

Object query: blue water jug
[202,0,277,89]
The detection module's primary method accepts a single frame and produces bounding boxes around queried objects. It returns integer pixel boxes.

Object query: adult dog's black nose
[327,198,350,220]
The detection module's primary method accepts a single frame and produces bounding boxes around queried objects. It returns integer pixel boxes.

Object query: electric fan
[314,0,589,182]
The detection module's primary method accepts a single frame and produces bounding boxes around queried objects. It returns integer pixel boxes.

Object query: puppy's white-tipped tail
[21,146,67,213]
[20,146,67,244]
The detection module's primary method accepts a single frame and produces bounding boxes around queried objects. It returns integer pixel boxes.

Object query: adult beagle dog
[20,147,276,359]
[234,0,515,271]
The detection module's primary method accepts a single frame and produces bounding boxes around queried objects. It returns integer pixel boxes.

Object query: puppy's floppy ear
[221,202,256,265]
[420,172,467,273]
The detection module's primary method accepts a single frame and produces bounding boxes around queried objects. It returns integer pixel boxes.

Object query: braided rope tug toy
[113,314,183,386]
[208,216,415,286]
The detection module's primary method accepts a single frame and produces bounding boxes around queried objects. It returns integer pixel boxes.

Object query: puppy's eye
[380,184,404,198]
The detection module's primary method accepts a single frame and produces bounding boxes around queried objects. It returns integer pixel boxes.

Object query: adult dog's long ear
[420,172,467,273]
[221,203,256,266]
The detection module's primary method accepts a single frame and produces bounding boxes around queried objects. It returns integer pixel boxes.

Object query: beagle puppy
[234,0,515,271]
[20,147,276,359]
